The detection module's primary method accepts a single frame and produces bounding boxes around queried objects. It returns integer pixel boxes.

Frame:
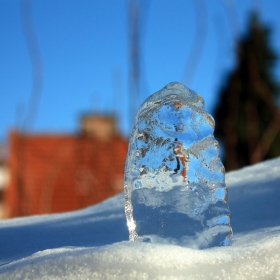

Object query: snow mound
[0,157,280,279]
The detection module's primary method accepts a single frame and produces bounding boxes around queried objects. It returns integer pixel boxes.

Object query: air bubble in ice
[124,82,232,249]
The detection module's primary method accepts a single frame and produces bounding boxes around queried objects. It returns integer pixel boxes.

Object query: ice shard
[124,82,232,249]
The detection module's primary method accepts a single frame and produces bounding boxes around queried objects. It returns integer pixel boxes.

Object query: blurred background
[0,0,280,219]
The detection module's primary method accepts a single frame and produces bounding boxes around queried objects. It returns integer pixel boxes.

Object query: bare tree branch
[20,0,44,131]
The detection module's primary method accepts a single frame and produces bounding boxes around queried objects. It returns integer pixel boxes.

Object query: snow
[0,157,280,279]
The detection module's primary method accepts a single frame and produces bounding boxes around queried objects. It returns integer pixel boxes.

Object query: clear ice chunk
[124,82,233,249]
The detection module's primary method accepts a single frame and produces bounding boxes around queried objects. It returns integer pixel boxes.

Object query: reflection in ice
[124,82,232,249]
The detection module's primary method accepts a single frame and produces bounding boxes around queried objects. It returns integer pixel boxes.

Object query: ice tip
[152,82,205,109]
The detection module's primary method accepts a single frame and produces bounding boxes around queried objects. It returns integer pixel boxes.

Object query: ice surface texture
[124,82,232,249]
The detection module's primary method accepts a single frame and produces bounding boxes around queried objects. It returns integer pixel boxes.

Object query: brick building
[0,144,9,218]
[4,115,128,218]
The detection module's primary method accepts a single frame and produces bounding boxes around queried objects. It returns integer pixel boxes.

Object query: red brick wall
[4,131,128,218]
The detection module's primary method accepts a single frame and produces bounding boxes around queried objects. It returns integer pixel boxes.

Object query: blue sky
[1,0,280,142]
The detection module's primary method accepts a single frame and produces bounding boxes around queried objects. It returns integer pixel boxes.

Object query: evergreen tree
[214,12,280,171]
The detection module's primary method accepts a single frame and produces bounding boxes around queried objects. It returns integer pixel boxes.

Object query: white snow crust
[0,157,280,279]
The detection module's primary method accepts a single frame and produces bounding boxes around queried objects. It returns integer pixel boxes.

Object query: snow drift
[0,157,280,279]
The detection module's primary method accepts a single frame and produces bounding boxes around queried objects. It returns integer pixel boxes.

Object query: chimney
[80,115,118,139]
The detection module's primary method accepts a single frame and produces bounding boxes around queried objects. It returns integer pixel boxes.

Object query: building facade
[4,115,128,218]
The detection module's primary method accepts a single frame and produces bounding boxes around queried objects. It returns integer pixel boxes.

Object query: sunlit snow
[0,157,280,279]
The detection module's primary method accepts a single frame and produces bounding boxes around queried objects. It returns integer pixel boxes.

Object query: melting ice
[124,82,232,249]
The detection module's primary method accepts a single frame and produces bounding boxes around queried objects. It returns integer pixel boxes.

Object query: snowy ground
[0,158,280,279]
